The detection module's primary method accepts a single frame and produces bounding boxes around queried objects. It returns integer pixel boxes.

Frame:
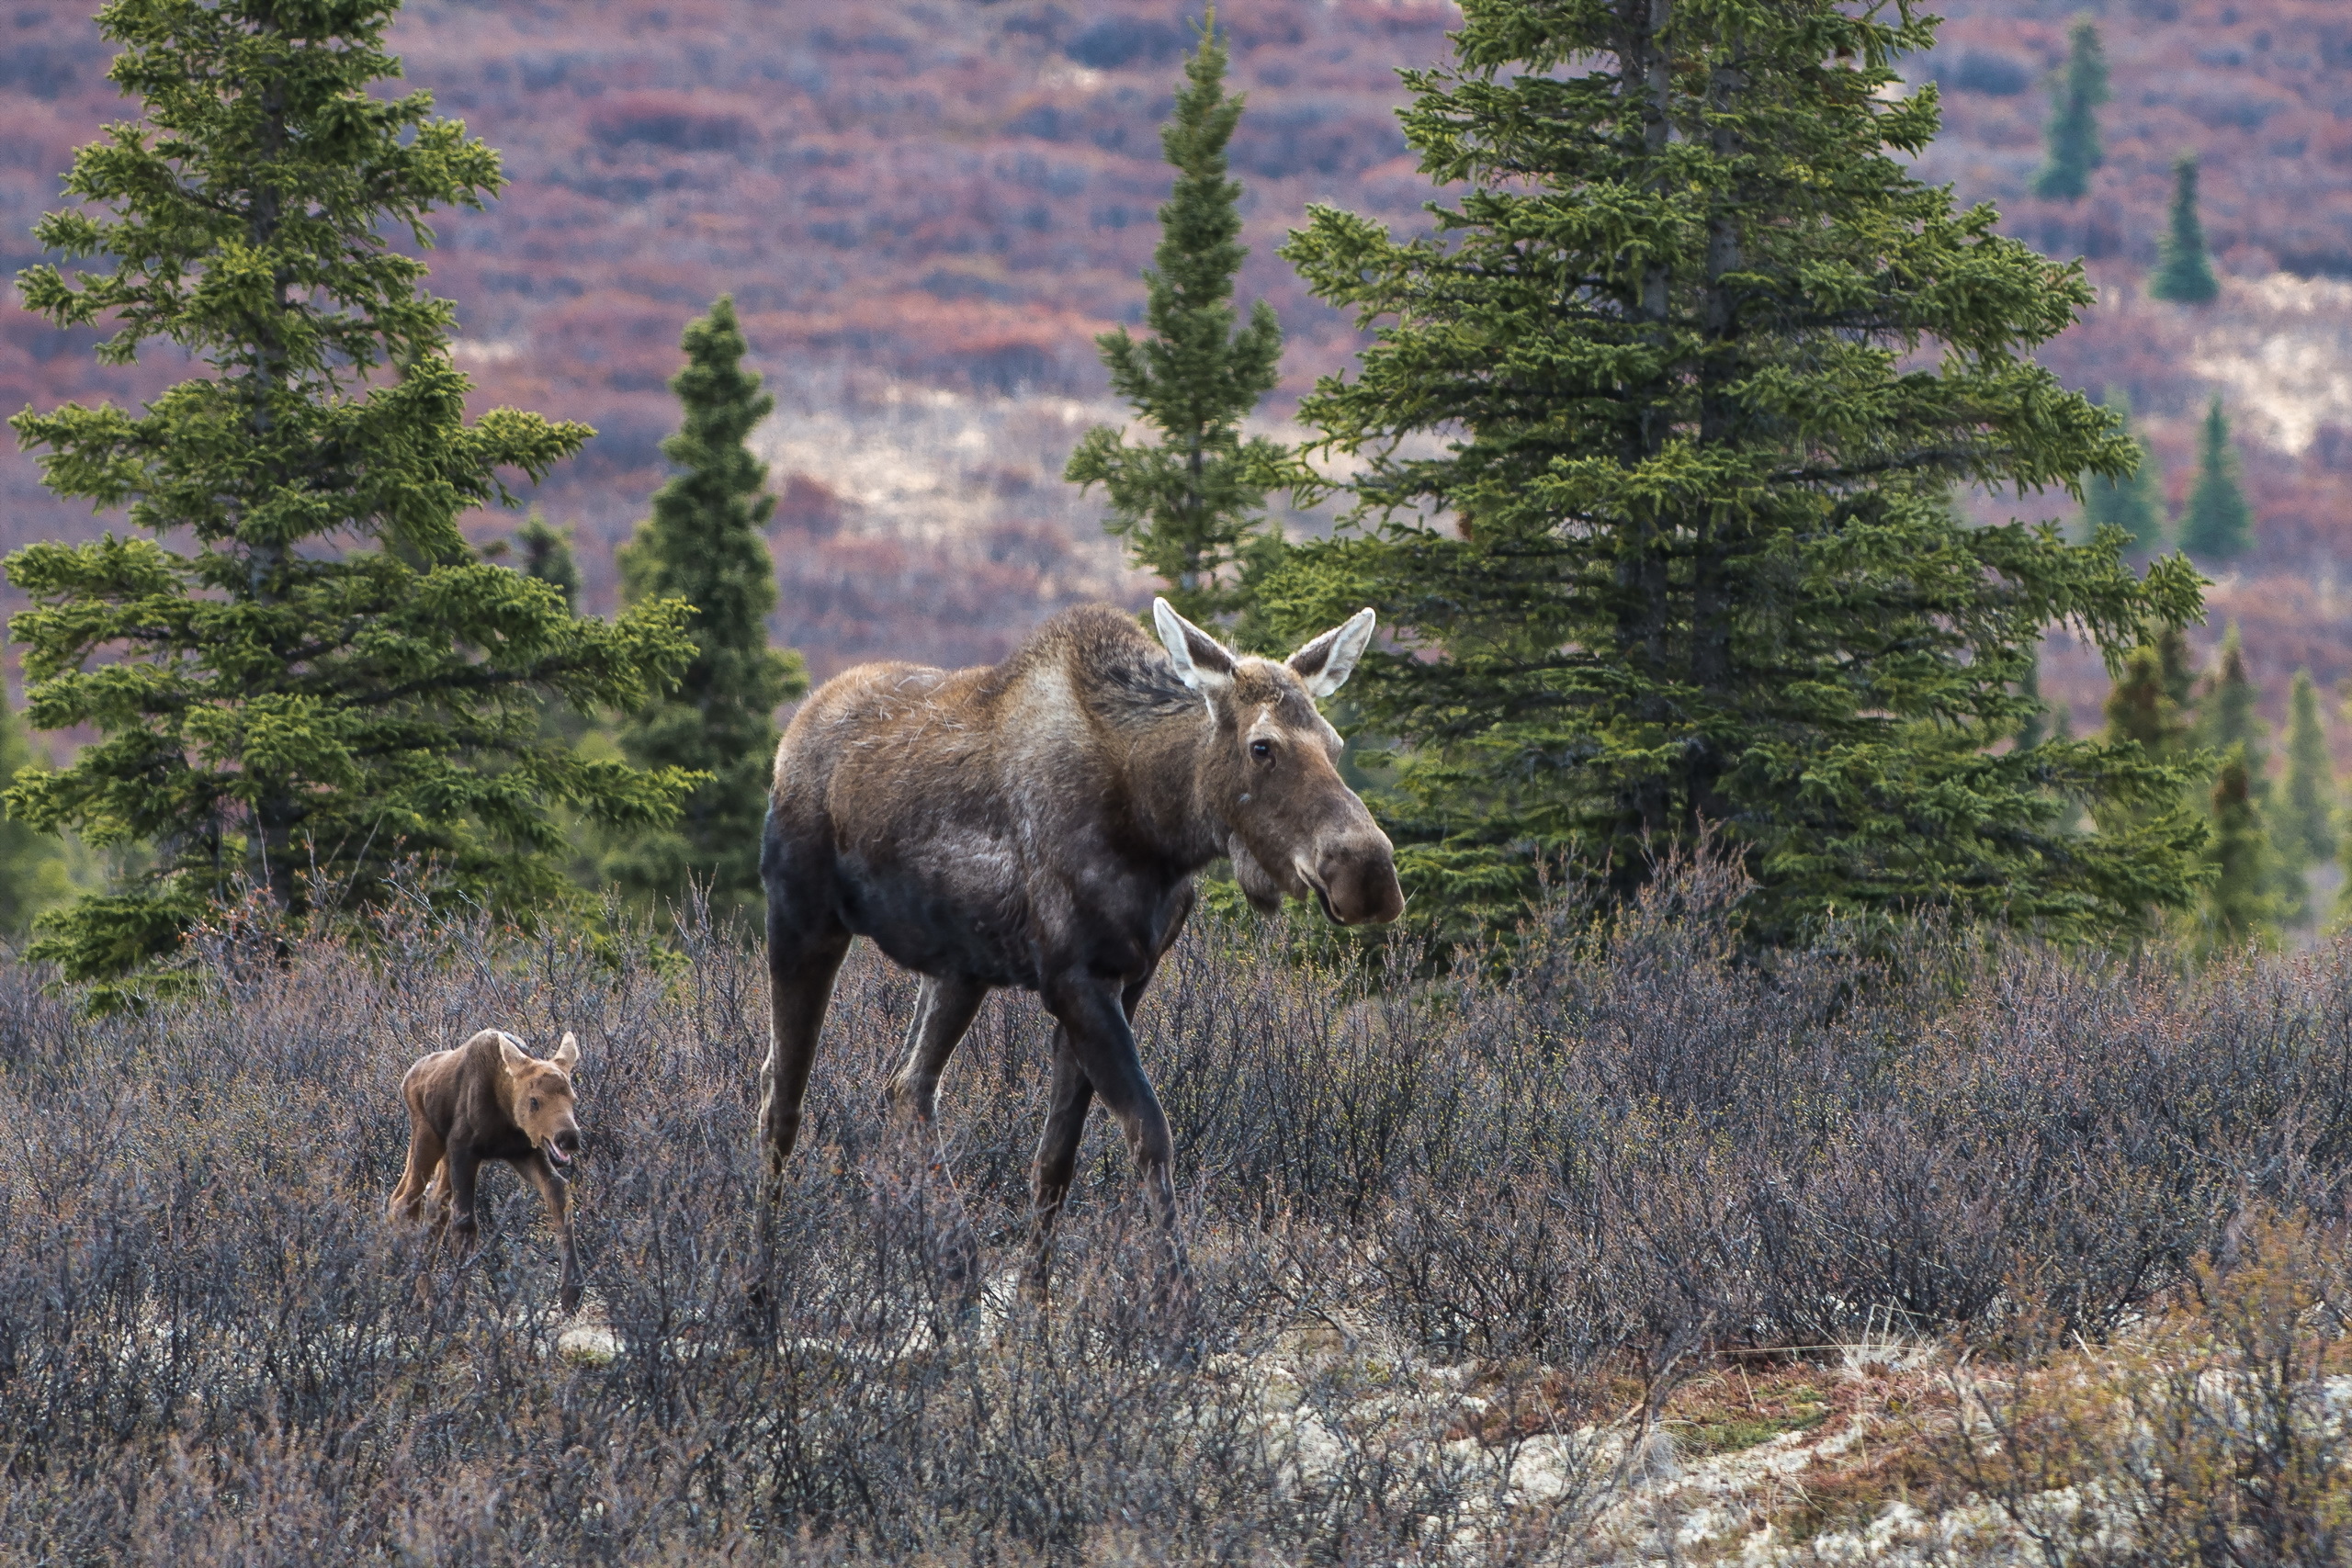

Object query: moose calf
[390,1028,585,1313]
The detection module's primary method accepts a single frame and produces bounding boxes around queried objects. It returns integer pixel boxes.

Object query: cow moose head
[1152,598,1407,926]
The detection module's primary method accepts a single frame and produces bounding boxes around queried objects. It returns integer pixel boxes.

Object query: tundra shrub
[0,863,2346,1561]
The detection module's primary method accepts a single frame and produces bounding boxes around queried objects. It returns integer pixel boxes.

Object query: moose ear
[1287,608,1377,700]
[1152,597,1237,697]
[498,1032,533,1076]
[551,1031,580,1073]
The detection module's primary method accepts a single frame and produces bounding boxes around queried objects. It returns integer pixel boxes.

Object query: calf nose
[555,1126,582,1155]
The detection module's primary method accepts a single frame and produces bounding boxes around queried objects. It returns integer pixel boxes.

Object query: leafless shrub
[1938,1212,2352,1566]
[0,859,2346,1560]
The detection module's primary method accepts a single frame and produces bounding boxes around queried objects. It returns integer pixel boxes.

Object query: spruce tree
[516,510,581,612]
[1268,0,2207,943]
[2015,644,2050,750]
[2179,397,2255,560]
[2031,17,2109,202]
[504,512,594,747]
[2193,624,2310,924]
[2096,641,2195,839]
[2081,389,2165,555]
[2150,152,2221,305]
[1064,7,1301,640]
[2278,668,2336,870]
[2158,625,2201,712]
[0,685,74,936]
[2202,748,2282,956]
[2195,622,2266,776]
[607,296,806,919]
[6,0,698,984]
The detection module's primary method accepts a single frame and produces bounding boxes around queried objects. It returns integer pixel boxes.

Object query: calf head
[499,1031,583,1168]
[1154,598,1406,926]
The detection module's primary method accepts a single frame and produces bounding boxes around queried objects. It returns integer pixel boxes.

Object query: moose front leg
[445,1145,485,1255]
[520,1150,582,1315]
[1038,970,1191,1304]
[1026,1022,1097,1299]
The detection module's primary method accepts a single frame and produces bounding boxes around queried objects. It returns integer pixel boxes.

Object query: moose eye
[1250,739,1273,761]
[529,1097,541,1112]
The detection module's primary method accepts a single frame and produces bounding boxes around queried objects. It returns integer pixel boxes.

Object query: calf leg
[519,1151,582,1315]
[388,1122,445,1227]
[885,976,989,1126]
[446,1145,485,1254]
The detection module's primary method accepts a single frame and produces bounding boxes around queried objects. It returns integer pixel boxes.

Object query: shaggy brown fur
[758,599,1403,1292]
[390,1029,584,1313]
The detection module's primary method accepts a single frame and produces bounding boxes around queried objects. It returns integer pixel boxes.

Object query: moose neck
[1114,695,1235,875]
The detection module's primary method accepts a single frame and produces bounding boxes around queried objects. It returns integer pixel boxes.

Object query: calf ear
[552,1031,580,1072]
[1287,607,1377,700]
[1153,598,1236,697]
[498,1032,532,1076]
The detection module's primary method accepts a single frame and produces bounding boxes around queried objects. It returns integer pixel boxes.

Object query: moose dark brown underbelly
[755,600,1402,1294]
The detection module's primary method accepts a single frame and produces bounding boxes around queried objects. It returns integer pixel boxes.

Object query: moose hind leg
[388,1122,445,1226]
[758,918,852,1190]
[885,975,988,1126]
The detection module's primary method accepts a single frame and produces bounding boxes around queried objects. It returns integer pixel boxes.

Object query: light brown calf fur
[758,599,1404,1295]
[390,1028,584,1313]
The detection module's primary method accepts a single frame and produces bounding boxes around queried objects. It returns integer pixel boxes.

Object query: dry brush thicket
[2,863,2351,1562]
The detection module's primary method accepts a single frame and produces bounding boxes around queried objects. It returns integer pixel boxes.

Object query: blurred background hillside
[2,0,2348,716]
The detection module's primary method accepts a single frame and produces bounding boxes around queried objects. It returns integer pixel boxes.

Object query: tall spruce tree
[1268,0,2207,942]
[1064,7,1300,640]
[2278,668,2336,870]
[6,0,698,984]
[2031,17,2109,202]
[2179,396,2255,559]
[2081,388,2165,555]
[607,297,806,918]
[2150,152,2221,304]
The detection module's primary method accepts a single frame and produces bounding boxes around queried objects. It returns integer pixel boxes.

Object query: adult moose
[758,599,1404,1292]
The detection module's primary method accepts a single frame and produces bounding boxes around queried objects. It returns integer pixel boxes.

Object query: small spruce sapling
[2179,398,2255,561]
[2277,670,2337,871]
[2031,18,2109,202]
[2151,152,2222,305]
[1065,7,1303,643]
[607,297,807,919]
[2081,389,2166,556]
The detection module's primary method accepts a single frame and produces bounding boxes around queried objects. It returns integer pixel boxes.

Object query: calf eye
[1250,739,1272,761]
[529,1096,541,1112]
